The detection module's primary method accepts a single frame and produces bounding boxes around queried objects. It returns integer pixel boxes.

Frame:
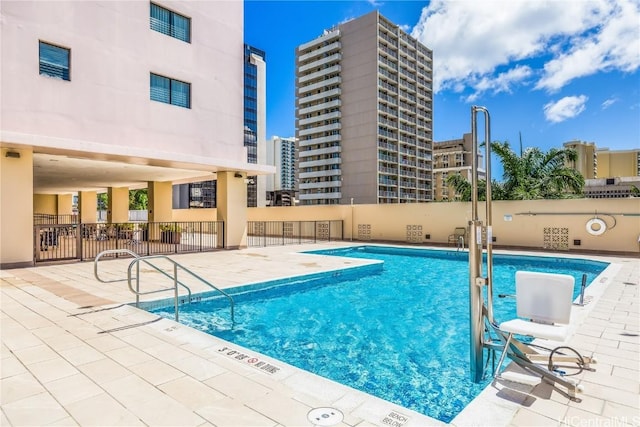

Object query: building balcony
[298,191,342,200]
[299,169,341,179]
[378,165,397,174]
[299,180,341,190]
[298,110,341,127]
[297,76,342,95]
[298,88,342,106]
[298,53,342,73]
[299,145,341,158]
[298,157,341,169]
[298,99,341,116]
[298,65,342,84]
[297,134,341,148]
[378,190,398,198]
[378,141,398,151]
[298,122,341,137]
[298,35,341,60]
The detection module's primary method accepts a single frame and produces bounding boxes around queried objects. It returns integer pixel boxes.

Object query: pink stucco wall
[1,1,245,162]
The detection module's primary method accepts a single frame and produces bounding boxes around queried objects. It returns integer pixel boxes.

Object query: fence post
[77,223,83,260]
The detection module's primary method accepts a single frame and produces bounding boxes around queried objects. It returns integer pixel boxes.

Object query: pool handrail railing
[126,254,235,324]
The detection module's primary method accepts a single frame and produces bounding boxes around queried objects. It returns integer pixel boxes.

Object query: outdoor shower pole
[469,105,491,383]
[482,108,494,325]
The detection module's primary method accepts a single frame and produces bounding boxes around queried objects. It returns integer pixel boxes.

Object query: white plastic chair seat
[499,318,569,342]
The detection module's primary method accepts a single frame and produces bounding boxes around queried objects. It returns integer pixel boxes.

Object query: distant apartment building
[295,11,434,205]
[564,140,640,198]
[563,141,598,179]
[244,44,267,207]
[432,133,485,201]
[266,136,297,206]
[173,43,267,209]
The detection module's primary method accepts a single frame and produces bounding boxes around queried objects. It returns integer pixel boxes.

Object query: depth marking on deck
[217,345,281,375]
[381,411,410,427]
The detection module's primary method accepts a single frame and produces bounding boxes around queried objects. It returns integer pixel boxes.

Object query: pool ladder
[457,236,465,252]
[94,249,235,323]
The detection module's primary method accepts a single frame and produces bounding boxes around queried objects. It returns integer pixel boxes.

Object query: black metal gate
[34,221,224,263]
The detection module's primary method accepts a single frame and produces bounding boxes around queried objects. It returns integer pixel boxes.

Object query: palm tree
[445,173,507,201]
[444,142,584,201]
[491,141,584,199]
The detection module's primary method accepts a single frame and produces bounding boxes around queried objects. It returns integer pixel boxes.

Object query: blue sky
[244,0,640,162]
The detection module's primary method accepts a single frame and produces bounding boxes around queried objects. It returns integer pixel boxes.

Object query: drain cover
[307,407,344,426]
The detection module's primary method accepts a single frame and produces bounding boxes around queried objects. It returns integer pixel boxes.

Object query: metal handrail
[94,249,192,302]
[94,249,140,282]
[127,255,235,324]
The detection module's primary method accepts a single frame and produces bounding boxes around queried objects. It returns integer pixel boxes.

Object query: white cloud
[601,97,618,109]
[536,0,640,90]
[465,65,533,102]
[543,95,588,123]
[410,0,640,97]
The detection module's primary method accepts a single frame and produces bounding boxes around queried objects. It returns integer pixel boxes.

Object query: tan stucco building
[0,1,273,268]
[564,140,639,179]
[295,11,434,205]
[432,133,485,201]
[564,140,640,198]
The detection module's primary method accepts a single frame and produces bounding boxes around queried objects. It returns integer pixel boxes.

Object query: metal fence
[247,220,343,247]
[34,221,224,263]
[34,213,79,225]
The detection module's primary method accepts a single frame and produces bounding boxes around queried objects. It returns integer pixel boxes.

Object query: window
[39,41,70,81]
[150,3,190,43]
[150,73,191,108]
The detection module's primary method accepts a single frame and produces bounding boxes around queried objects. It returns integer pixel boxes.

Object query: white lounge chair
[493,271,596,400]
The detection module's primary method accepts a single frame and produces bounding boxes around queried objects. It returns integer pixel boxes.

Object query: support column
[147,181,173,223]
[0,148,34,268]
[78,191,97,223]
[107,187,129,223]
[216,171,247,249]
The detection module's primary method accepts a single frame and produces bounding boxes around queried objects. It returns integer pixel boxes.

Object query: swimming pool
[150,246,608,422]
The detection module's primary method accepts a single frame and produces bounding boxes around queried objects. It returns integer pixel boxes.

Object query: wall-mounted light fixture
[234,172,243,178]
[5,151,20,159]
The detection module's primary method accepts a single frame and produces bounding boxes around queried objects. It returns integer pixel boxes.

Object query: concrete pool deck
[1,243,638,426]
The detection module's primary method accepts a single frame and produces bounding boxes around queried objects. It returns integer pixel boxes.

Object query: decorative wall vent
[406,225,423,243]
[316,222,329,239]
[543,227,569,251]
[358,224,372,240]
[284,222,294,237]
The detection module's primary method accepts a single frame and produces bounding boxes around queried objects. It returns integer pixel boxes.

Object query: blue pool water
[151,246,608,422]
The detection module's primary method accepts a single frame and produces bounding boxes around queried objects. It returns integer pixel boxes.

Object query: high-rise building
[266,136,297,206]
[173,43,267,209]
[295,11,433,205]
[433,133,485,201]
[244,44,267,207]
[563,141,598,179]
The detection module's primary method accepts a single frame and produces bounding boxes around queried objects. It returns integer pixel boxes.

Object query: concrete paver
[1,243,638,426]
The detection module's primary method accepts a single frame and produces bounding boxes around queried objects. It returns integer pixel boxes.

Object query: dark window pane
[171,79,190,108]
[150,3,190,43]
[39,41,70,81]
[150,73,170,103]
